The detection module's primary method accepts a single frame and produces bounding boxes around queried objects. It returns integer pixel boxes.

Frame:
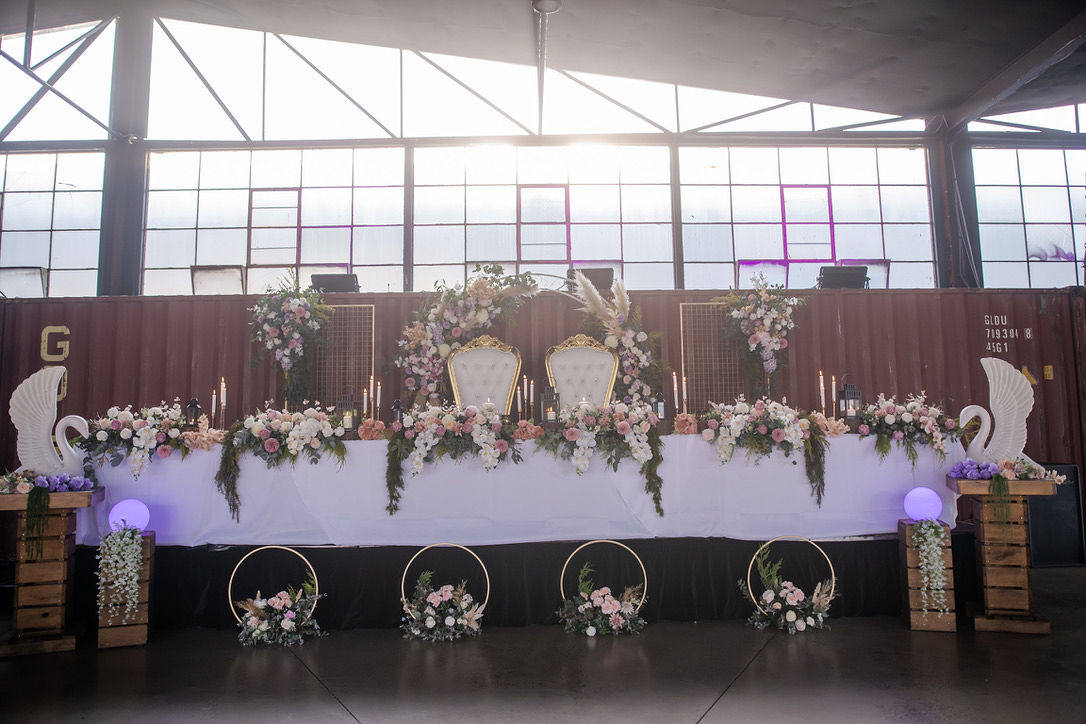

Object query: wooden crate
[898,519,956,632]
[98,531,154,649]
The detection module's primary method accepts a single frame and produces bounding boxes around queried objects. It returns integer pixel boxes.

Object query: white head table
[75,434,963,547]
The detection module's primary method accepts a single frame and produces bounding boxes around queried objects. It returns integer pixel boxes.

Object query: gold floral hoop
[746,536,836,616]
[400,543,490,612]
[559,539,648,613]
[227,545,319,624]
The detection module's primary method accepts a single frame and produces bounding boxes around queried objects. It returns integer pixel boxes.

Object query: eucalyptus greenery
[910,519,950,619]
[97,524,144,625]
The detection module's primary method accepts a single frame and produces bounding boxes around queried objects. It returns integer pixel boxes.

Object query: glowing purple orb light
[108,498,150,531]
[903,486,943,521]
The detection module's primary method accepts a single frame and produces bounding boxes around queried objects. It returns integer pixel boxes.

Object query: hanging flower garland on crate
[568,271,664,403]
[698,396,837,505]
[216,404,346,521]
[712,274,804,396]
[538,400,665,515]
[401,571,485,641]
[948,457,1065,534]
[385,403,521,515]
[857,392,961,468]
[394,264,538,409]
[80,401,193,479]
[235,573,325,647]
[250,280,332,407]
[910,520,951,621]
[97,524,144,626]
[2,470,96,560]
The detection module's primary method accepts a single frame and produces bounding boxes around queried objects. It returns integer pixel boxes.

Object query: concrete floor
[3,568,1084,723]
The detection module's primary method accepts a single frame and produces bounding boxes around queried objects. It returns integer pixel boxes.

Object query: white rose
[885,414,896,425]
[402,415,414,427]
[107,406,120,417]
[444,616,455,627]
[425,616,436,628]
[438,344,451,358]
[785,610,797,622]
[636,331,647,342]
[281,619,295,631]
[475,309,489,323]
[120,428,133,440]
[795,619,806,632]
[168,428,180,438]
[96,430,108,441]
[735,402,750,414]
[806,616,815,626]
[900,412,913,423]
[585,626,597,637]
[258,621,269,632]
[334,427,344,437]
[604,335,618,348]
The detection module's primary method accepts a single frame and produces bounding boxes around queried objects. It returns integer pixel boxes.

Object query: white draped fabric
[76,435,963,547]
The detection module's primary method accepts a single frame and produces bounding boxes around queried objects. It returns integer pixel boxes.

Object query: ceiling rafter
[414,50,535,136]
[555,70,672,134]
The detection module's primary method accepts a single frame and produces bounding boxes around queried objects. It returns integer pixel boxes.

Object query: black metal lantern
[542,386,558,422]
[840,383,862,432]
[654,392,666,420]
[390,399,404,425]
[185,397,202,429]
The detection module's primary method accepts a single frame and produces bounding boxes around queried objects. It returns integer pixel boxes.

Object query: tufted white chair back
[448,336,521,413]
[546,335,619,408]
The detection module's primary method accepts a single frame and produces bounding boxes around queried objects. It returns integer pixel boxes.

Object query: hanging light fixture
[532,0,561,134]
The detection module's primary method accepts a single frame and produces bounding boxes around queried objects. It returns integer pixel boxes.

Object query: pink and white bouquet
[395,265,536,401]
[700,396,811,465]
[738,549,834,635]
[235,404,346,467]
[235,575,324,646]
[858,392,961,465]
[250,286,330,373]
[557,562,646,637]
[721,274,803,376]
[995,457,1066,483]
[81,402,190,478]
[401,571,484,641]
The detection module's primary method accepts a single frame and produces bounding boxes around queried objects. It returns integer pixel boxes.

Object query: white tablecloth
[75,435,963,547]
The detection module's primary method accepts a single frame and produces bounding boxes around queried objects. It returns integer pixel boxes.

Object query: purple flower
[54,483,69,493]
[34,476,48,487]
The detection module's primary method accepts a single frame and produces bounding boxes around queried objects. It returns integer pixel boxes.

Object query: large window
[0,152,104,297]
[143,148,405,294]
[680,146,935,288]
[972,147,1084,288]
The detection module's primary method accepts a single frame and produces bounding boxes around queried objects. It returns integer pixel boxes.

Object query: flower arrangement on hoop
[699,396,833,505]
[738,546,834,634]
[80,402,192,479]
[97,524,144,625]
[250,280,332,406]
[713,274,803,395]
[557,562,646,637]
[216,403,346,521]
[858,392,960,468]
[910,520,950,620]
[538,400,665,515]
[401,571,484,641]
[385,403,522,515]
[395,264,537,407]
[235,574,325,646]
[568,271,664,403]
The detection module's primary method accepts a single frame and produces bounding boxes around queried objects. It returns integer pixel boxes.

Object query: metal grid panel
[313,304,375,409]
[679,302,742,412]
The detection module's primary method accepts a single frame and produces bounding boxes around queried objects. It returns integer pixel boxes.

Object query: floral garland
[538,400,665,515]
[216,404,346,521]
[737,547,834,634]
[713,274,804,394]
[569,271,662,403]
[97,524,144,625]
[698,397,835,505]
[557,562,646,637]
[858,392,960,468]
[401,571,483,641]
[80,402,190,479]
[250,281,332,406]
[910,519,950,620]
[385,403,521,514]
[235,574,324,646]
[1,470,95,559]
[395,264,537,406]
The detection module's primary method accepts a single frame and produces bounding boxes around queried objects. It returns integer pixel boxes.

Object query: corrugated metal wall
[2,288,1082,473]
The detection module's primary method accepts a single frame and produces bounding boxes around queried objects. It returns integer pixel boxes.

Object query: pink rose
[135,419,148,429]
[858,424,870,435]
[494,439,509,453]
[563,427,580,442]
[435,425,446,436]
[267,326,279,337]
[405,430,415,439]
[707,419,719,430]
[754,400,765,411]
[391,421,402,432]
[779,338,788,349]
[584,416,596,426]
[771,428,786,443]
[491,422,501,432]
[405,377,417,390]
[748,334,760,346]
[264,438,280,453]
[288,339,298,349]
[757,424,768,435]
[884,404,896,415]
[260,428,271,439]
[156,445,172,458]
[701,428,715,441]
[945,419,956,429]
[452,327,463,338]
[893,430,904,440]
[156,432,167,443]
[648,413,658,425]
[615,420,631,435]
[802,429,810,439]
[461,422,473,433]
[110,419,122,430]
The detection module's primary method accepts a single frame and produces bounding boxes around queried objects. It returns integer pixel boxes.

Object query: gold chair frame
[447,334,522,414]
[545,334,620,407]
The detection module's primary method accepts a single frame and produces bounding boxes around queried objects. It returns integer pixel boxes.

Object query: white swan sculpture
[9,366,88,476]
[958,357,1034,464]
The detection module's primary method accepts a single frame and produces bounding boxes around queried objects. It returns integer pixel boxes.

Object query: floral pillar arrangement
[250,281,332,408]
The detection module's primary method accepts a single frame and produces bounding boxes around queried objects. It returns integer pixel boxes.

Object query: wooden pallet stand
[948,475,1055,634]
[898,519,956,632]
[98,531,155,649]
[1,488,103,657]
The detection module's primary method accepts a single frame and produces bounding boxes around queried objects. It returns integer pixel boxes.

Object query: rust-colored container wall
[1,289,1083,476]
